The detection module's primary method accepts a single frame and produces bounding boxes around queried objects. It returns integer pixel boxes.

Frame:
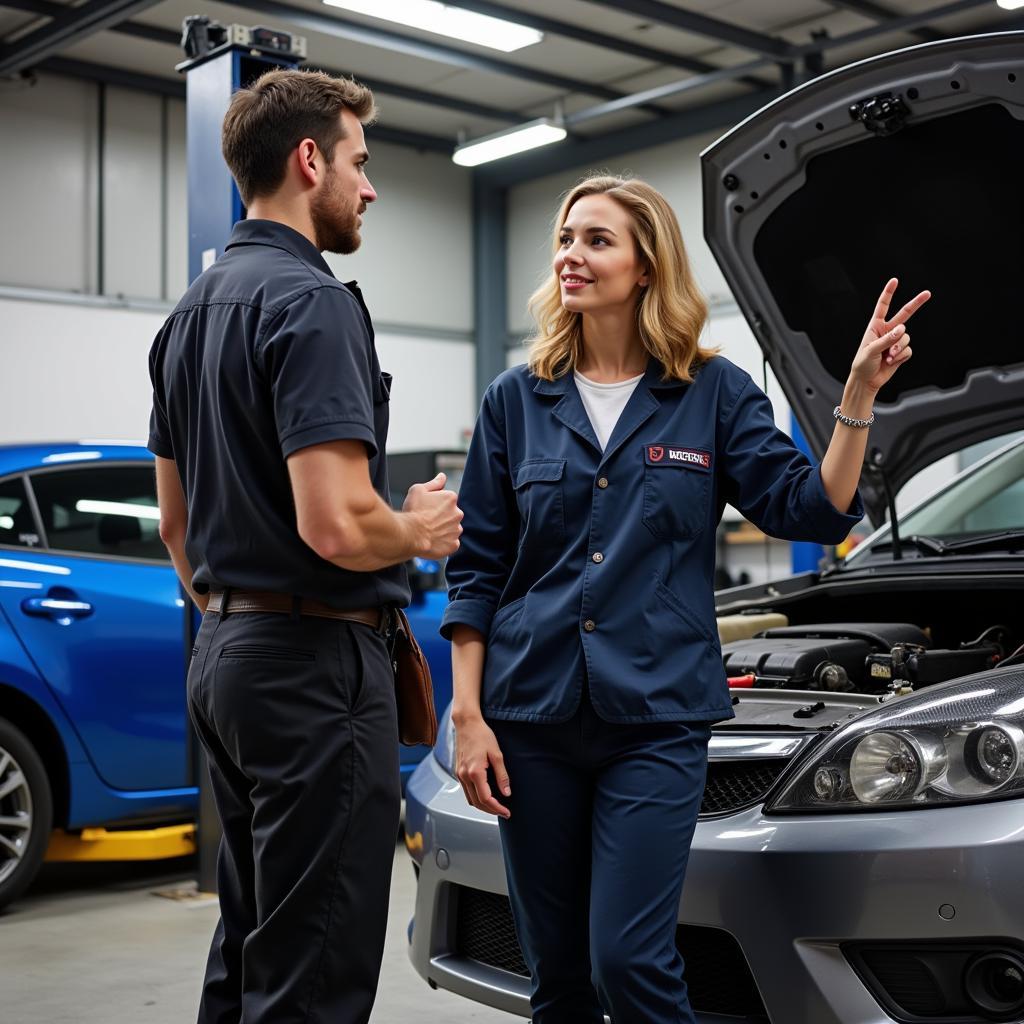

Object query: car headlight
[768,665,1024,812]
[433,704,456,777]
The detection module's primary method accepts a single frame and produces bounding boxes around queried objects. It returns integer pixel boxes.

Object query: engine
[720,622,1008,695]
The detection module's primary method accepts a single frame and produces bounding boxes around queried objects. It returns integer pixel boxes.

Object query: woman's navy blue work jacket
[440,355,864,724]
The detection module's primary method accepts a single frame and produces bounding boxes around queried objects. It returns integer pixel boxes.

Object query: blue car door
[0,462,189,792]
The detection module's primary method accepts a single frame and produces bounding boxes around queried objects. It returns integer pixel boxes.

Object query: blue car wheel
[0,718,52,912]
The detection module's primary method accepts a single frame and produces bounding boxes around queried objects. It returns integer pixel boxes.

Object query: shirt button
[592,552,604,564]
[597,477,609,489]
[583,619,596,632]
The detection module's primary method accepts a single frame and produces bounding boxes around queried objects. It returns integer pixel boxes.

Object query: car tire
[0,718,53,912]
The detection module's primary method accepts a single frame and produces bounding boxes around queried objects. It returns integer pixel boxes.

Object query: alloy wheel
[0,746,33,886]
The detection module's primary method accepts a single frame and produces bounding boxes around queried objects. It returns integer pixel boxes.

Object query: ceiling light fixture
[321,0,543,52]
[996,0,1024,8]
[452,118,566,166]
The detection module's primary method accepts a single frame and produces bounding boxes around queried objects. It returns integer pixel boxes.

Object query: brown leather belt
[207,589,383,630]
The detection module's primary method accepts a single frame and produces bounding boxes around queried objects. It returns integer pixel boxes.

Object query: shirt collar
[532,356,689,395]
[224,219,336,278]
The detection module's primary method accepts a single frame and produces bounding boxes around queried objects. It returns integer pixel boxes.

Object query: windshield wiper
[938,530,1024,555]
[859,534,951,557]
[866,531,1024,557]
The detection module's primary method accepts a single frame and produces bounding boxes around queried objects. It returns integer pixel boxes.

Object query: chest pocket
[642,449,711,540]
[513,459,566,547]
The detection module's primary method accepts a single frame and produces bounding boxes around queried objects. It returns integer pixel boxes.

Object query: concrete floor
[0,839,515,1024]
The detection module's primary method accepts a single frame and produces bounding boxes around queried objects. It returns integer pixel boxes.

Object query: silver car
[404,31,1024,1024]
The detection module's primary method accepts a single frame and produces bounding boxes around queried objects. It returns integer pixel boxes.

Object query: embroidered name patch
[645,445,711,470]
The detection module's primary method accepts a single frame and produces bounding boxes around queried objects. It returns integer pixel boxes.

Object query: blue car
[0,442,455,910]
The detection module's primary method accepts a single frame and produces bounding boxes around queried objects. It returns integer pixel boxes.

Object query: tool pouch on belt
[391,608,438,747]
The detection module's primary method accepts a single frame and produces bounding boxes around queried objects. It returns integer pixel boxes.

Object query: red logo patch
[644,445,712,471]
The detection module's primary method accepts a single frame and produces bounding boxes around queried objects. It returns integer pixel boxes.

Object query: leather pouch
[392,608,438,747]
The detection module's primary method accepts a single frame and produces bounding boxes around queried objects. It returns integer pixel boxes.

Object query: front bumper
[405,750,1024,1024]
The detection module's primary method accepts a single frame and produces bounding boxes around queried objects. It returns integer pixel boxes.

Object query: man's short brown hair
[222,69,376,206]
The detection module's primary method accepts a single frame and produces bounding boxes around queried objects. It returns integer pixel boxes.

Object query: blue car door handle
[21,596,94,621]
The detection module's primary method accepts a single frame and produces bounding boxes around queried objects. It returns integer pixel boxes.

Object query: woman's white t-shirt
[573,370,645,451]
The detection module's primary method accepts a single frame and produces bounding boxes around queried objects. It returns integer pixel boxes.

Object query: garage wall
[0,72,473,330]
[0,296,474,454]
[0,71,476,450]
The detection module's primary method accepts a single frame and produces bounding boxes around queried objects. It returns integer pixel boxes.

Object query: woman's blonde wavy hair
[527,175,717,382]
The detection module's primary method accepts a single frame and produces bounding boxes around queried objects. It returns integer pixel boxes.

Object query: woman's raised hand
[849,277,931,393]
[455,717,512,820]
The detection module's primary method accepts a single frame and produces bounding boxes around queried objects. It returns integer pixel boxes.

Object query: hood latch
[849,92,910,136]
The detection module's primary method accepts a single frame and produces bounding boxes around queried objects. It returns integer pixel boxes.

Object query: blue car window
[0,477,39,548]
[29,466,169,562]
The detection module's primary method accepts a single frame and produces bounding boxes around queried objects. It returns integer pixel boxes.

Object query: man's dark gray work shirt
[147,219,410,610]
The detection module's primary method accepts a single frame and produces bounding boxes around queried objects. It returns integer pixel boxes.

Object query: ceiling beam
[564,56,774,128]
[303,67,522,124]
[788,0,993,57]
[824,0,943,43]
[0,0,522,124]
[0,0,161,75]
[581,0,789,58]
[236,0,670,114]
[444,0,772,88]
[34,55,455,151]
[39,53,183,96]
[476,87,778,189]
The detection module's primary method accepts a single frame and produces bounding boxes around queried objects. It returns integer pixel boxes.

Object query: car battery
[722,636,873,691]
[865,643,1003,692]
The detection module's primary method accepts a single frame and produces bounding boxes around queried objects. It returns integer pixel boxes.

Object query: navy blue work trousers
[187,605,401,1024]
[491,691,711,1024]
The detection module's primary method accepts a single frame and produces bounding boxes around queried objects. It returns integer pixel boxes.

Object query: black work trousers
[187,604,401,1024]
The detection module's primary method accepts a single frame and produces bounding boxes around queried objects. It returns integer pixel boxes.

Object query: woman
[440,175,929,1024]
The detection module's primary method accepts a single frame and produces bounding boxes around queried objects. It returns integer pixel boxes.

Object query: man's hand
[402,473,464,559]
[454,714,511,820]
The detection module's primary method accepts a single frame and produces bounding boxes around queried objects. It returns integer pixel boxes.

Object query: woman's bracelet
[833,404,874,429]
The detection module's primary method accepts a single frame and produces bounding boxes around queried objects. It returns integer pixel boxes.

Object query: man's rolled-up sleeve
[440,387,518,641]
[147,335,175,459]
[258,286,378,458]
[719,374,864,545]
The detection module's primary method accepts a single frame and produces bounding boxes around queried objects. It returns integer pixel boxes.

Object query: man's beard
[311,170,361,254]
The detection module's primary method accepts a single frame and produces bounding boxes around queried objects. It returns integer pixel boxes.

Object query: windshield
[846,437,1024,562]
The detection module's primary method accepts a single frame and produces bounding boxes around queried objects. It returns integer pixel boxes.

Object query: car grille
[454,886,768,1019]
[699,758,788,816]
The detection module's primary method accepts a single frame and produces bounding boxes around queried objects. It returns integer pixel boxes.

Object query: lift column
[178,26,303,893]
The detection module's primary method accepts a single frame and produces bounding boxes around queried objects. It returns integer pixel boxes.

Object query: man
[148,69,462,1024]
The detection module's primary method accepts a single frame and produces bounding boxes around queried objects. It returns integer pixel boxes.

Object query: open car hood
[702,31,1024,526]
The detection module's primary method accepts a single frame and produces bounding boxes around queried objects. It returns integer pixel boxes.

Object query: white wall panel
[102,87,163,300]
[0,74,97,293]
[374,334,475,453]
[0,298,475,457]
[164,99,188,302]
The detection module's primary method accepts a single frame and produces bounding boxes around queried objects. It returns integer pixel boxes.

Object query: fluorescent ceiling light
[321,0,543,52]
[453,119,566,166]
[997,0,1024,9]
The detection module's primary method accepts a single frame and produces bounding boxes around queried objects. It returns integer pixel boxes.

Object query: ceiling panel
[412,66,563,110]
[59,30,185,81]
[4,0,1019,157]
[0,9,43,40]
